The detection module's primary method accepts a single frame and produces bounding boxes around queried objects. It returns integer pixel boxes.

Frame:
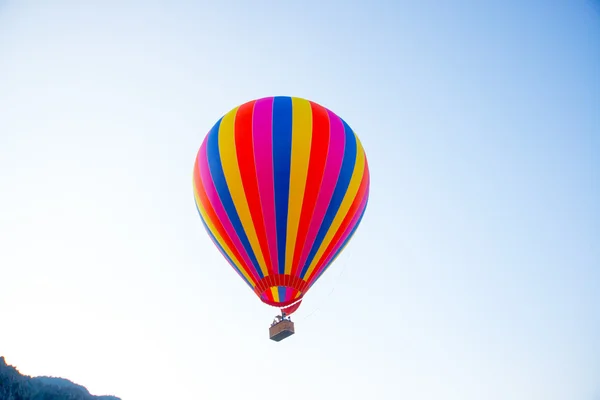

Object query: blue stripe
[311,199,368,284]
[206,118,265,279]
[300,118,357,278]
[278,286,286,303]
[194,200,254,289]
[272,96,293,275]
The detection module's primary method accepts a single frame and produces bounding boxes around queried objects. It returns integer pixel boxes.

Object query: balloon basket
[269,320,295,342]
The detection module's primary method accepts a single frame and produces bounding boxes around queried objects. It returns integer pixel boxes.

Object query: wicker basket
[269,320,295,342]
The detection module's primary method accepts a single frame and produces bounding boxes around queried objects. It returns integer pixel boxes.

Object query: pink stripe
[253,97,278,275]
[307,180,369,287]
[198,140,260,281]
[296,111,346,274]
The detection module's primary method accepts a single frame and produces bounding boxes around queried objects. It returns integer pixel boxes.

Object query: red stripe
[235,100,273,275]
[290,102,330,277]
[265,287,275,303]
[305,163,370,284]
[194,158,257,286]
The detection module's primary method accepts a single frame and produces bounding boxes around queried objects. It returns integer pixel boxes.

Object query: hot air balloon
[193,96,370,341]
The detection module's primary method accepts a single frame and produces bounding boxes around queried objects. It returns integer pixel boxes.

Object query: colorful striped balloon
[193,96,370,315]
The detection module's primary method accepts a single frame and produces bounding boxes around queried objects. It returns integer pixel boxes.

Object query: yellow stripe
[218,108,269,277]
[270,286,280,302]
[193,184,256,287]
[284,97,313,275]
[303,133,366,279]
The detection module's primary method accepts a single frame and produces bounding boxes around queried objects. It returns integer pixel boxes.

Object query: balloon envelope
[193,96,370,314]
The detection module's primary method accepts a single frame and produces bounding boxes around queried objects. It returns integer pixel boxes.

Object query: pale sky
[1,1,599,400]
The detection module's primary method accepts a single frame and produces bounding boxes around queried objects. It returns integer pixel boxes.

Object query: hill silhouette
[0,356,120,400]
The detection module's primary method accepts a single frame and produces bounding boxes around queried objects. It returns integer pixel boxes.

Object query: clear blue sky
[1,1,598,399]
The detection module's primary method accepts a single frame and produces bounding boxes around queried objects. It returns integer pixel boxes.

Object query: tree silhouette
[0,357,120,400]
